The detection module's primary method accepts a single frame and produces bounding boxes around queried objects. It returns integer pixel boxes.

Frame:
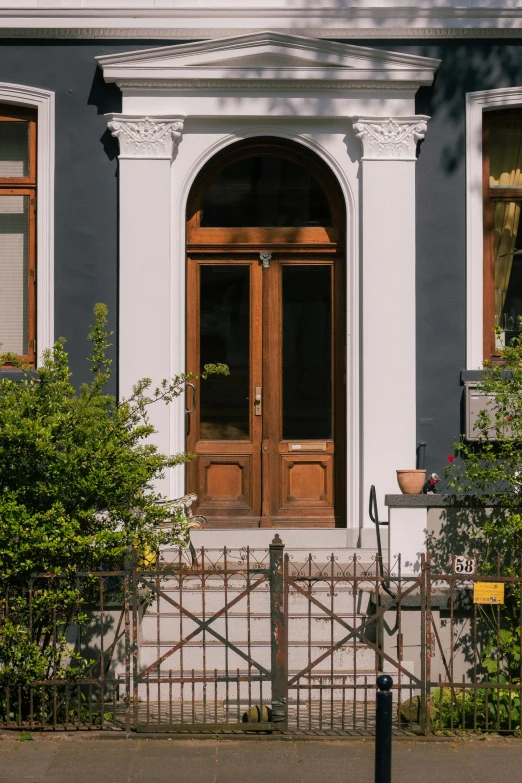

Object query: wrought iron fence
[425,552,522,735]
[0,567,131,731]
[2,542,522,735]
[130,537,286,733]
[285,552,421,734]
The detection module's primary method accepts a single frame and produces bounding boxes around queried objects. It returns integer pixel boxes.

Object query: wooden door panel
[280,454,334,509]
[197,453,260,516]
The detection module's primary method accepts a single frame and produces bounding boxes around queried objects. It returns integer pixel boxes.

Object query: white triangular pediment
[97,31,440,88]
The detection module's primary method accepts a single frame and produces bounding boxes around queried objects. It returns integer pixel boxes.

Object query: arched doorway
[186,138,345,528]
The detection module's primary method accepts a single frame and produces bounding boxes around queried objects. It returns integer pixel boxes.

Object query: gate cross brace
[83,605,126,677]
[287,576,422,686]
[138,574,271,678]
[429,614,451,682]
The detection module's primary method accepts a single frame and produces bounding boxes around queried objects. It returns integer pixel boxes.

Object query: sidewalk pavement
[0,733,521,783]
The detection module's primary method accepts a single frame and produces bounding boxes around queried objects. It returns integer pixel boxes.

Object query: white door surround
[98,31,439,538]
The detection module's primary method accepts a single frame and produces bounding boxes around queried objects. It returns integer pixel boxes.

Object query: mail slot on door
[464,381,507,440]
[289,442,327,451]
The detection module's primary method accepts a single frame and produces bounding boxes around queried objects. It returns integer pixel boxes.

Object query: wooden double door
[187,251,344,528]
[186,138,345,528]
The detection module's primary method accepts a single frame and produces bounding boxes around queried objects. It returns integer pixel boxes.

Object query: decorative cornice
[115,79,424,91]
[5,6,522,21]
[352,115,430,161]
[2,27,522,40]
[107,114,184,160]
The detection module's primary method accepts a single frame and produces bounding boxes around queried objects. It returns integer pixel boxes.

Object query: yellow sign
[473,582,505,604]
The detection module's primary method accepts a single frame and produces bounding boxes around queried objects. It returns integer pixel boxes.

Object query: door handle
[185,382,197,414]
[254,386,262,416]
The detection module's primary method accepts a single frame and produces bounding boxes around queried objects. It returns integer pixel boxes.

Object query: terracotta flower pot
[396,469,426,495]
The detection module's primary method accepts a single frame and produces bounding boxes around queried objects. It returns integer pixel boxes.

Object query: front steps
[135,540,409,710]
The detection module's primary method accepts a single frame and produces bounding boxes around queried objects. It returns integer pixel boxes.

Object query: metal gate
[129,536,287,732]
[284,552,424,734]
[5,542,521,736]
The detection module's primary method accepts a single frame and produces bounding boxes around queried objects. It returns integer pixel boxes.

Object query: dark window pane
[0,195,29,355]
[282,266,332,440]
[489,117,522,187]
[200,155,332,227]
[495,201,522,346]
[0,121,29,178]
[200,265,250,440]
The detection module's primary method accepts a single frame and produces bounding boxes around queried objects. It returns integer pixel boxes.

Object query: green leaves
[0,305,227,703]
[0,304,227,580]
[431,685,521,732]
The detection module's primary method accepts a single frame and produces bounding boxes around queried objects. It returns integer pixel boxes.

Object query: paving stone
[0,741,58,783]
[130,740,215,783]
[42,739,135,783]
[392,742,472,783]
[0,733,520,783]
[298,740,373,783]
[216,740,301,783]
[455,741,522,783]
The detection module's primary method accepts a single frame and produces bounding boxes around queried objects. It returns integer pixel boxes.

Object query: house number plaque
[453,556,475,575]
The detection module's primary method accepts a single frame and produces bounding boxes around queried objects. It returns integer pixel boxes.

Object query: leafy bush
[442,325,522,716]
[0,304,227,713]
[431,683,521,732]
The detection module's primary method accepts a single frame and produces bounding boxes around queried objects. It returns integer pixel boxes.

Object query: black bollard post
[375,675,393,783]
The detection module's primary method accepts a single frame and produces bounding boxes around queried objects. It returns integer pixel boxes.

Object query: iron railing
[2,542,522,735]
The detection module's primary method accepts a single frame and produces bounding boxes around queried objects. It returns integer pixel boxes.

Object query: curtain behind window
[490,118,522,323]
[0,195,29,355]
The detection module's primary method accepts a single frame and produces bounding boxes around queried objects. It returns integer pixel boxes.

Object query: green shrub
[0,304,227,717]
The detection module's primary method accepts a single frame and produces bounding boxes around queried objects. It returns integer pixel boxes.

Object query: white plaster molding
[0,82,54,362]
[352,115,429,161]
[107,114,184,159]
[103,34,433,533]
[97,32,440,91]
[6,28,522,40]
[116,80,425,92]
[466,87,522,370]
[5,2,522,39]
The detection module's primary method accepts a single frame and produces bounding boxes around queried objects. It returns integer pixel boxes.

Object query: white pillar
[352,116,429,522]
[388,506,428,576]
[108,114,184,496]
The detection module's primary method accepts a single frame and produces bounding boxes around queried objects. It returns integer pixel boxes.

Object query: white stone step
[187,528,382,552]
[158,543,387,570]
[140,613,372,644]
[145,596,372,619]
[138,639,378,673]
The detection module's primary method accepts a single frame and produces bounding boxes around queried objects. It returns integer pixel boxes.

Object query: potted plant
[396,469,426,494]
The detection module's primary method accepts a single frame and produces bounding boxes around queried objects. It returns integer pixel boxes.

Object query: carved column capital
[352,115,429,161]
[107,114,185,159]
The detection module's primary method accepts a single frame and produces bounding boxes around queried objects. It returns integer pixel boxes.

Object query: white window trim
[467,86,522,369]
[0,82,54,363]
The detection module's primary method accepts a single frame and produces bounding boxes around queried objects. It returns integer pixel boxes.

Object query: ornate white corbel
[107,114,185,160]
[352,115,430,161]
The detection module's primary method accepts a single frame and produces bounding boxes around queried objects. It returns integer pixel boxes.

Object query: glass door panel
[199,265,250,440]
[282,265,332,440]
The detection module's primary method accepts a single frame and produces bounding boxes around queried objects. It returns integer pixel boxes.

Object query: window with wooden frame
[0,104,36,366]
[483,109,522,360]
